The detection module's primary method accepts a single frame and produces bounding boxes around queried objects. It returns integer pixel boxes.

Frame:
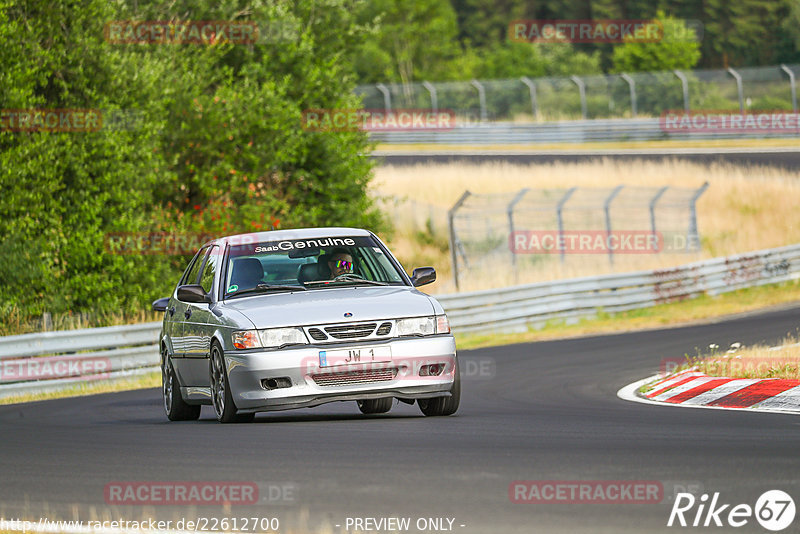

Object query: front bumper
[221,335,456,413]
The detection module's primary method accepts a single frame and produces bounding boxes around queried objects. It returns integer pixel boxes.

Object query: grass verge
[693,340,800,380]
[454,278,800,350]
[638,339,800,395]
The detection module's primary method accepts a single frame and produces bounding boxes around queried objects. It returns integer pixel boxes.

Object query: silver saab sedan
[152,227,459,423]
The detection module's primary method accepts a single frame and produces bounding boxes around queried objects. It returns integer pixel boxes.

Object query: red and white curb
[618,368,800,415]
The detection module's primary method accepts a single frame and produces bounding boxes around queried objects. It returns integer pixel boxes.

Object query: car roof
[207,227,373,249]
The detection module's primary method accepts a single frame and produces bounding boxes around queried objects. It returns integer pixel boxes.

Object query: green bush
[0,0,385,327]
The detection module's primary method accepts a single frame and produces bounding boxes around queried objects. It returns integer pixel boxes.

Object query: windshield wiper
[228,283,306,297]
[304,275,388,287]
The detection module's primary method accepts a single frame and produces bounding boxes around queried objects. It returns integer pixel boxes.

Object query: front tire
[357,397,393,414]
[210,342,254,423]
[162,347,201,421]
[418,359,461,417]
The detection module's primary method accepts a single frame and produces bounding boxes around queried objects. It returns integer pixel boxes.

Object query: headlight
[396,316,436,336]
[258,327,308,349]
[232,328,308,349]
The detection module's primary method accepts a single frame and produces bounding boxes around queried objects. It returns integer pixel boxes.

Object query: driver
[327,248,354,279]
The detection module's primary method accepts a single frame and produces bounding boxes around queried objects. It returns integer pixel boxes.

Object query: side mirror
[410,267,436,287]
[177,284,211,304]
[152,297,170,312]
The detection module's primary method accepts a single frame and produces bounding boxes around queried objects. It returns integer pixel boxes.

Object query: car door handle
[169,306,175,317]
[184,309,192,319]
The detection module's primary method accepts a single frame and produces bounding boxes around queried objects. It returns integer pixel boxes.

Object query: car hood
[221,286,437,328]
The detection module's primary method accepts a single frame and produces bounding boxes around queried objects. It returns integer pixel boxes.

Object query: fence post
[781,64,797,113]
[688,182,709,251]
[570,75,588,119]
[604,185,624,266]
[507,188,530,282]
[620,73,637,117]
[649,186,669,252]
[470,80,488,122]
[520,76,541,121]
[448,191,472,290]
[726,67,744,112]
[556,187,577,264]
[673,70,690,112]
[422,81,438,112]
[375,83,391,112]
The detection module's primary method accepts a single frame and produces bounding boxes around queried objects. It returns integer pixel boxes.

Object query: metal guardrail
[1,243,798,398]
[0,323,161,399]
[368,119,800,145]
[439,243,800,332]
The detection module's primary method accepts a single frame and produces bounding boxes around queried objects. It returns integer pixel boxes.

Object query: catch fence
[448,184,708,289]
[355,64,800,123]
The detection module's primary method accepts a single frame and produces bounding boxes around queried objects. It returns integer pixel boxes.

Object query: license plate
[318,346,391,367]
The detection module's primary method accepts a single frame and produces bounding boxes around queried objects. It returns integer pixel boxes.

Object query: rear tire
[357,397,393,414]
[162,347,201,421]
[210,342,254,423]
[418,359,461,417]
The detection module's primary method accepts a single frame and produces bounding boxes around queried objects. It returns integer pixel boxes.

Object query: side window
[200,246,220,294]
[181,247,207,286]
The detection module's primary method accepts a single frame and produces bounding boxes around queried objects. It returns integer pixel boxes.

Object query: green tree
[0,0,174,319]
[460,41,601,79]
[702,0,784,67]
[451,0,536,48]
[352,0,460,84]
[611,11,701,72]
[0,0,385,324]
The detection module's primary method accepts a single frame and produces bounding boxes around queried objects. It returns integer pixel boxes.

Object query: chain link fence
[447,184,708,289]
[356,64,800,122]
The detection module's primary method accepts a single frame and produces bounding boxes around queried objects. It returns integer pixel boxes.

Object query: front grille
[311,367,398,387]
[324,322,377,340]
[308,328,328,341]
[376,322,392,336]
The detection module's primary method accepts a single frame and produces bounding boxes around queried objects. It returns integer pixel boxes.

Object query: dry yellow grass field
[373,159,800,293]
[670,338,800,380]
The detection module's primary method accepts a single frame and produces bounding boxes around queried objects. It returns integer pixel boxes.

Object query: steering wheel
[333,272,359,282]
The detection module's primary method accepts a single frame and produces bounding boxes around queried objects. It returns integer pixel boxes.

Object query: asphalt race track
[2,304,800,533]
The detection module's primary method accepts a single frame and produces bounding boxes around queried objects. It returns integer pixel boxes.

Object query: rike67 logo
[668,490,795,531]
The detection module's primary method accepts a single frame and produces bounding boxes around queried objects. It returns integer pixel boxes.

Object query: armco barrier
[1,243,798,398]
[439,244,800,332]
[367,119,800,145]
[0,323,161,399]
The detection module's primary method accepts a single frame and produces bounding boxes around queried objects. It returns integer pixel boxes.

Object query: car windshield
[223,235,407,297]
